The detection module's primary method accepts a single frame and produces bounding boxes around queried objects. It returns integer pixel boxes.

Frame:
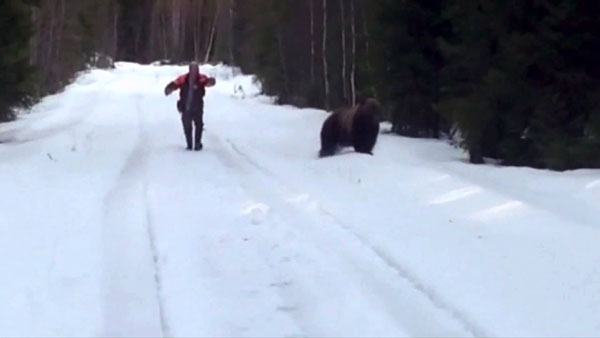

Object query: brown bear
[319,97,381,157]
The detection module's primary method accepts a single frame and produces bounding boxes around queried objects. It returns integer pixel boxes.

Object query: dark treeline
[1,0,234,121]
[1,0,599,170]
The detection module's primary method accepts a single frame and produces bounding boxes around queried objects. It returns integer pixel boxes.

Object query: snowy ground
[1,63,600,337]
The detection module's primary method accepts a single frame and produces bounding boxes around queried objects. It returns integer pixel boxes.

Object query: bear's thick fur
[319,98,380,157]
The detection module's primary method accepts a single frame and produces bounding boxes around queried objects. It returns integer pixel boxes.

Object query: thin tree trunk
[192,0,206,61]
[193,0,202,61]
[309,0,315,84]
[112,1,119,59]
[322,0,329,110]
[193,15,198,61]
[340,0,347,103]
[179,1,188,61]
[133,13,142,60]
[172,0,179,53]
[469,147,484,164]
[54,0,66,85]
[361,2,371,67]
[148,2,157,60]
[29,7,38,66]
[46,1,57,86]
[277,32,290,101]
[151,0,163,60]
[360,0,377,100]
[229,0,235,65]
[204,8,218,63]
[350,0,356,106]
[161,10,168,59]
[212,0,231,64]
[30,5,42,95]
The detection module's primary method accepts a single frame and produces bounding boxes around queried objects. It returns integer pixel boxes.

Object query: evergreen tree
[375,0,447,138]
[438,0,600,169]
[2,0,597,170]
[251,0,290,103]
[521,1,600,169]
[0,0,36,122]
[437,1,505,163]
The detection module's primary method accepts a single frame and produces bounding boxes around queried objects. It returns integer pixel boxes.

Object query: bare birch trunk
[172,0,180,53]
[361,2,371,63]
[277,32,290,101]
[309,0,315,84]
[112,1,119,59]
[322,0,329,110]
[179,1,188,61]
[350,0,356,106]
[360,1,376,100]
[229,0,235,65]
[204,9,218,63]
[193,0,202,61]
[193,15,199,61]
[54,0,66,83]
[161,9,168,59]
[340,0,348,103]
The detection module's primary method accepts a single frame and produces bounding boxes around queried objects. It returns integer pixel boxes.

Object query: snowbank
[0,62,599,337]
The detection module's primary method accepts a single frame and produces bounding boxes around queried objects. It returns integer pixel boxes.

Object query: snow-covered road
[1,63,600,337]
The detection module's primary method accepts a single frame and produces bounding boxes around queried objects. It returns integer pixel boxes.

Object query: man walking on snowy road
[164,62,216,151]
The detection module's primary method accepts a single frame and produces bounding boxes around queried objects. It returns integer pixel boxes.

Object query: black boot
[182,118,193,150]
[194,125,203,151]
[194,133,203,151]
[185,129,193,150]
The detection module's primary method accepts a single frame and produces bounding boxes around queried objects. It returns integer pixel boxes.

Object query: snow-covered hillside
[1,63,599,337]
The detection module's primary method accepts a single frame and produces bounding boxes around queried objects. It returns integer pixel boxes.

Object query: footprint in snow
[276,305,297,313]
[270,281,293,288]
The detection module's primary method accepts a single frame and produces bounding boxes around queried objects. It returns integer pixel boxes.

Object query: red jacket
[165,72,216,112]
[171,73,215,89]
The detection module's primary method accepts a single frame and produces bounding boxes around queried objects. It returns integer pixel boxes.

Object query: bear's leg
[319,116,339,157]
[352,121,379,155]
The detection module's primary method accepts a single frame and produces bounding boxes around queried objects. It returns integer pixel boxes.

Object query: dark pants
[181,108,204,149]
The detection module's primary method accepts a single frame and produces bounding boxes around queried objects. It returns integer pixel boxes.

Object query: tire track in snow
[317,207,488,338]
[202,132,309,335]
[207,131,480,337]
[143,179,170,338]
[137,95,170,338]
[101,96,169,337]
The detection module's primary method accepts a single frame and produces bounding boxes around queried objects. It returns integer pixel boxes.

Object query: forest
[1,0,599,170]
